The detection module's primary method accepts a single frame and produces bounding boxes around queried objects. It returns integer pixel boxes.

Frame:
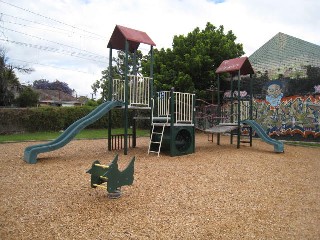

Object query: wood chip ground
[0,134,319,239]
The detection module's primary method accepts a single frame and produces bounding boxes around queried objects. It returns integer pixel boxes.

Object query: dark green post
[192,94,196,153]
[249,74,253,146]
[133,49,137,75]
[170,87,175,156]
[237,70,241,149]
[150,46,154,102]
[217,74,221,145]
[108,47,113,151]
[132,50,137,148]
[230,75,234,144]
[149,46,154,133]
[124,40,129,155]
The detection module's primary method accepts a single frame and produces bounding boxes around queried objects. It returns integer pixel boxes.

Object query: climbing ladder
[148,92,171,156]
[148,90,195,156]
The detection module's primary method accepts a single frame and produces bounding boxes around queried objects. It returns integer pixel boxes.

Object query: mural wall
[253,83,320,141]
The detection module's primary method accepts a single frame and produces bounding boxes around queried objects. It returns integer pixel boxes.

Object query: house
[34,88,86,107]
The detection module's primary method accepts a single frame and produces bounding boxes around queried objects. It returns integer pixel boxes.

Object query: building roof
[34,89,82,103]
[107,25,156,52]
[249,32,320,78]
[216,57,254,75]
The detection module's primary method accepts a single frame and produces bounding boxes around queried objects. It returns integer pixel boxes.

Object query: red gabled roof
[216,57,254,75]
[107,25,156,52]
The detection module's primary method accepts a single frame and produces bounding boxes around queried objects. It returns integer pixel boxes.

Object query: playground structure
[195,57,284,153]
[107,25,196,157]
[148,88,195,156]
[23,25,284,164]
[86,154,135,198]
[23,25,196,163]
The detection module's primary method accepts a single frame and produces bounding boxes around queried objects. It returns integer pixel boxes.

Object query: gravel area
[0,134,319,239]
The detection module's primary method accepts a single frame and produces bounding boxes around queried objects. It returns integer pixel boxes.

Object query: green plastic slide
[242,120,284,153]
[24,101,124,164]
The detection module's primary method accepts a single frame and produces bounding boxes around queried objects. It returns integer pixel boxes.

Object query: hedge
[0,106,150,134]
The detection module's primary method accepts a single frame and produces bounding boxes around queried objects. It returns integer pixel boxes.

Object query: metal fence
[112,75,150,107]
[156,91,195,124]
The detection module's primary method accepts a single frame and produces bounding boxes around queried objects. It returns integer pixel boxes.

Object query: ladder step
[152,123,169,126]
[149,151,159,153]
[152,132,163,135]
[151,141,161,144]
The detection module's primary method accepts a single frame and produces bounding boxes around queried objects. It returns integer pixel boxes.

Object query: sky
[1,0,319,98]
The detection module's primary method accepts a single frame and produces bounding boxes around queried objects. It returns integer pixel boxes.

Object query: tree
[91,50,143,101]
[142,22,244,98]
[1,48,34,106]
[15,86,39,107]
[33,79,73,95]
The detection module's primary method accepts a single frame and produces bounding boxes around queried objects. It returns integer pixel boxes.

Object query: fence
[156,91,195,124]
[112,75,150,107]
[220,101,251,123]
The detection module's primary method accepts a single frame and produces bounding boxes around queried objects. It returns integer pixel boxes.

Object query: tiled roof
[34,89,80,102]
[249,32,320,79]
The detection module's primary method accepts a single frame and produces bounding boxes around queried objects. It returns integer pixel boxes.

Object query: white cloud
[1,0,319,97]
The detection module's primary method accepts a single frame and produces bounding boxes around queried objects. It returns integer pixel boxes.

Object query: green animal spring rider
[86,154,135,199]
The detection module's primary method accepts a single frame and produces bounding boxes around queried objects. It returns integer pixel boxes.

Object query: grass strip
[0,128,150,143]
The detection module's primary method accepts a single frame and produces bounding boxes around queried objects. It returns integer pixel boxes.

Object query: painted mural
[253,91,320,141]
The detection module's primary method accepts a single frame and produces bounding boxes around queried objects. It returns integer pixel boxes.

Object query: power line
[0,38,108,64]
[0,13,105,41]
[2,26,108,60]
[0,12,71,35]
[10,58,98,75]
[0,0,106,40]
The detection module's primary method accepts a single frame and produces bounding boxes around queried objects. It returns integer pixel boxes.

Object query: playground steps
[148,123,166,156]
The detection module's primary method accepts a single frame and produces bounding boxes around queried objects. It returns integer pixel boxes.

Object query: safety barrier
[156,91,195,124]
[110,133,133,150]
[112,75,150,107]
[221,101,251,123]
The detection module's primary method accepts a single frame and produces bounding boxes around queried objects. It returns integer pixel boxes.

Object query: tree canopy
[143,22,244,97]
[92,22,244,101]
[91,50,143,100]
[15,86,39,107]
[0,48,34,106]
[33,79,73,95]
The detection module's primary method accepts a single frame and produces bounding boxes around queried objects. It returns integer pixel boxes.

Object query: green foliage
[33,79,73,95]
[148,22,244,96]
[92,50,143,101]
[0,49,20,106]
[15,87,39,107]
[85,99,99,107]
[0,106,143,134]
[93,23,244,101]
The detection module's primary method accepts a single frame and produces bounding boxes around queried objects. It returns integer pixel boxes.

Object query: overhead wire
[0,12,73,36]
[10,58,97,75]
[0,0,110,74]
[0,0,106,40]
[2,26,108,60]
[0,38,108,64]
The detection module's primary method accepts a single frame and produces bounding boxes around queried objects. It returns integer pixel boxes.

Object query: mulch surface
[0,134,319,239]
